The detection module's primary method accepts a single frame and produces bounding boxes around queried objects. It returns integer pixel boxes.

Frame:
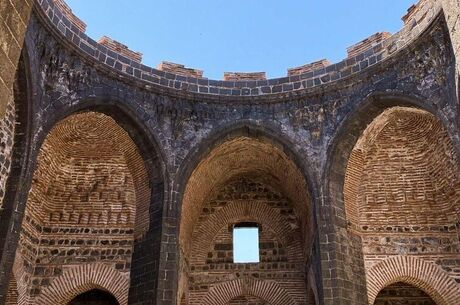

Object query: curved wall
[0,1,459,305]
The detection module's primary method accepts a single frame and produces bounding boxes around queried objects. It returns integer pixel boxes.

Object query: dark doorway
[68,289,120,305]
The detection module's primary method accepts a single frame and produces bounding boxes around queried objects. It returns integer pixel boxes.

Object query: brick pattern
[35,263,129,305]
[287,59,331,77]
[180,137,311,261]
[157,62,204,78]
[34,0,442,97]
[98,36,142,63]
[180,137,312,304]
[366,256,460,305]
[200,278,296,305]
[14,112,150,303]
[186,178,307,304]
[52,0,86,32]
[223,72,267,81]
[374,282,436,305]
[0,0,32,116]
[346,32,392,58]
[344,107,460,305]
[4,276,18,305]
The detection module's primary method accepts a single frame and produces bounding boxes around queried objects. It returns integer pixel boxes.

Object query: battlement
[98,36,143,63]
[157,61,204,78]
[37,0,442,96]
[402,0,430,25]
[347,32,392,59]
[287,59,331,77]
[53,0,86,33]
[223,72,267,81]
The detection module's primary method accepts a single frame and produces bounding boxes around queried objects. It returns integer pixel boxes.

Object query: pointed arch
[35,263,129,305]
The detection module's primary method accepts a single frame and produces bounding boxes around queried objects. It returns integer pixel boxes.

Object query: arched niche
[341,106,460,304]
[178,131,314,305]
[15,111,151,302]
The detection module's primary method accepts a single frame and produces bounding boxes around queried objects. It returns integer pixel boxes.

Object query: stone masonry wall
[0,0,458,305]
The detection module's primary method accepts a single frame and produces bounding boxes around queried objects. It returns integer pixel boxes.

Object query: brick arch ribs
[35,263,129,305]
[366,256,460,305]
[200,278,296,305]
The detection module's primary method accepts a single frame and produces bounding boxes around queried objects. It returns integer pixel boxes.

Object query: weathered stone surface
[0,1,459,305]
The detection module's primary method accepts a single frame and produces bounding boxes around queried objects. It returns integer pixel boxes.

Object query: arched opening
[373,282,436,305]
[68,289,120,305]
[342,106,460,301]
[179,134,312,305]
[13,111,151,302]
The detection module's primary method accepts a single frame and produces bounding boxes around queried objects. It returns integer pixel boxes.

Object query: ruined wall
[0,0,458,305]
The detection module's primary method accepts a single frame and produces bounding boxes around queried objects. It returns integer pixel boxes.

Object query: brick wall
[180,137,312,305]
[374,282,436,305]
[14,112,150,303]
[344,107,460,302]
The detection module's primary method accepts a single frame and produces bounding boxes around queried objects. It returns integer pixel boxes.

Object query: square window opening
[233,223,260,263]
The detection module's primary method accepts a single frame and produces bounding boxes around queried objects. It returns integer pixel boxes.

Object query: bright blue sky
[65,0,415,79]
[233,228,259,263]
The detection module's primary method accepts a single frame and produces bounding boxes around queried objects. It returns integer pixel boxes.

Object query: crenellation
[347,32,392,59]
[287,59,331,77]
[223,71,267,81]
[157,61,204,79]
[98,36,143,63]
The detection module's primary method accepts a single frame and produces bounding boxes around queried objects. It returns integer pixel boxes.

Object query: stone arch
[200,278,296,305]
[178,123,315,305]
[366,256,460,305]
[325,93,460,228]
[35,263,129,305]
[178,122,317,258]
[322,93,460,303]
[12,108,162,302]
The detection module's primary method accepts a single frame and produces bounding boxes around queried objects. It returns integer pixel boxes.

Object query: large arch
[366,256,460,305]
[177,123,316,305]
[34,97,169,305]
[324,93,460,305]
[10,107,163,304]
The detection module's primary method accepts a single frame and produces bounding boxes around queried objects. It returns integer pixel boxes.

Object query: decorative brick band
[157,61,204,78]
[98,36,142,63]
[34,0,442,98]
[287,59,331,76]
[346,32,392,59]
[200,278,296,305]
[366,256,460,305]
[35,263,129,305]
[223,72,267,81]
